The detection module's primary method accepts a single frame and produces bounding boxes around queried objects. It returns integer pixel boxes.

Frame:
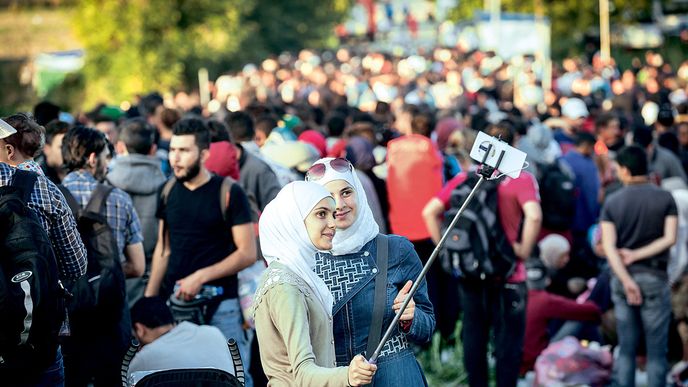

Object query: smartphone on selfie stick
[367,132,527,365]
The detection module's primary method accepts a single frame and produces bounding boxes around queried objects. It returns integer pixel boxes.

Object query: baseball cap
[0,118,17,139]
[562,98,589,120]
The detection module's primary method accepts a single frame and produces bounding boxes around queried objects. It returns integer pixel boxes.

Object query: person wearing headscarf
[252,181,377,387]
[306,157,435,385]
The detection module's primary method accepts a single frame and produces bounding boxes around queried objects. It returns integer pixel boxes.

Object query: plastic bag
[238,259,266,328]
[534,337,612,387]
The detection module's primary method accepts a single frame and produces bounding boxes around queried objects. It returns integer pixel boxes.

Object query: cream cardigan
[253,262,349,386]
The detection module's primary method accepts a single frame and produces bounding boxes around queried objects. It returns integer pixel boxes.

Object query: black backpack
[537,160,576,231]
[439,173,516,282]
[58,184,126,329]
[0,170,63,374]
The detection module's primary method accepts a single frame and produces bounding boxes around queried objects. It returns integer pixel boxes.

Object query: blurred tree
[241,0,352,58]
[448,0,655,59]
[73,0,351,107]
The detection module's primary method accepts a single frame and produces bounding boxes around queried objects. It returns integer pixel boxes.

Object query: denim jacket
[315,235,435,385]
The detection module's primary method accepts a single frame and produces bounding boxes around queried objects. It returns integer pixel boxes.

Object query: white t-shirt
[127,321,236,384]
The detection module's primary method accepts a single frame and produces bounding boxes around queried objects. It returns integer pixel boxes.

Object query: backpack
[58,184,126,328]
[439,173,516,282]
[0,170,63,373]
[537,160,576,231]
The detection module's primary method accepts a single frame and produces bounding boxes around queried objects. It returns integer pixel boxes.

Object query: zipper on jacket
[344,302,354,361]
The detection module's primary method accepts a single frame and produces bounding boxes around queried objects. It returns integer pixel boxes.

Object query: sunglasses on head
[305,158,353,181]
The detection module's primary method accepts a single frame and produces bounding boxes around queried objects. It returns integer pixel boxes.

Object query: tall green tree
[74,0,249,105]
[73,0,351,107]
[241,0,351,58]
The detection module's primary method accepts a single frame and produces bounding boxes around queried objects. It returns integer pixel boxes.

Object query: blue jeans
[34,347,65,387]
[210,298,253,387]
[611,273,670,387]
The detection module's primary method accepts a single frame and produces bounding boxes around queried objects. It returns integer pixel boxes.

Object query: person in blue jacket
[306,157,435,385]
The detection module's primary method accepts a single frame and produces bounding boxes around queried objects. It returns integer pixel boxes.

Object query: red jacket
[522,289,601,374]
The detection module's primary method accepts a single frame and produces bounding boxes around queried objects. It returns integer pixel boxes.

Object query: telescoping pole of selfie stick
[367,144,506,365]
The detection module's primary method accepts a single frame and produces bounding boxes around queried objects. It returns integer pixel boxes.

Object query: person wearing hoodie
[108,118,167,306]
[517,121,562,177]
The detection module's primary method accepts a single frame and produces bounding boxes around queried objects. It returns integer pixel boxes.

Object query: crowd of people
[1,44,688,387]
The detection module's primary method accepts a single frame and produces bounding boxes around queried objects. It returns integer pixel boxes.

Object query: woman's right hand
[347,354,377,386]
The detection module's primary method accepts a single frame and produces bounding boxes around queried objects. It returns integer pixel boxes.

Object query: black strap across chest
[366,234,389,360]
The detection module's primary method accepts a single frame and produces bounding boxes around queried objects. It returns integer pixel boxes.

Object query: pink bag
[534,337,613,387]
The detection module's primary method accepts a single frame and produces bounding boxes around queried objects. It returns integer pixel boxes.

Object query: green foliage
[241,0,352,59]
[448,0,486,22]
[72,0,352,107]
[44,72,86,114]
[448,0,657,59]
[417,322,469,386]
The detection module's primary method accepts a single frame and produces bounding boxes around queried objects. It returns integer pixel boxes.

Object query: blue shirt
[0,162,87,280]
[63,170,143,262]
[562,150,601,232]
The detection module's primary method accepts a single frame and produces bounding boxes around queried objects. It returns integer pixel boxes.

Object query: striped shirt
[0,162,87,280]
[62,170,143,262]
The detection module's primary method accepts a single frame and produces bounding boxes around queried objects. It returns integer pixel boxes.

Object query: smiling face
[304,197,336,250]
[324,179,357,230]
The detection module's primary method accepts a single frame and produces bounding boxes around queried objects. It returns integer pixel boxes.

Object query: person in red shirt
[387,108,445,334]
[423,122,542,387]
[521,259,601,375]
[387,109,443,243]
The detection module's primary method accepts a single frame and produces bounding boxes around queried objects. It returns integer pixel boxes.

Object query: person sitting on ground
[126,296,236,384]
[539,234,571,271]
[539,234,583,297]
[521,259,601,375]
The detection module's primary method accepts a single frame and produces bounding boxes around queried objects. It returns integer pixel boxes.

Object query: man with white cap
[0,116,17,139]
[1,113,50,174]
[547,97,589,154]
[0,115,86,271]
[0,115,87,384]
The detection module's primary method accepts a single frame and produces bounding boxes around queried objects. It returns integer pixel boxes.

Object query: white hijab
[309,157,380,255]
[259,181,334,317]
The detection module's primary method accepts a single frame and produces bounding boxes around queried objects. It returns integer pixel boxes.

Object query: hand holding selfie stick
[368,139,514,365]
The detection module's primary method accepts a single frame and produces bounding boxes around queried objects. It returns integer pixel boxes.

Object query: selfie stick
[367,143,506,365]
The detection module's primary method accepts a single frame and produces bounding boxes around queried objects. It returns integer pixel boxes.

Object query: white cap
[0,118,17,139]
[562,98,589,120]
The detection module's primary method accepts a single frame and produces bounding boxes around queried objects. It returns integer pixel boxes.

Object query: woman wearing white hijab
[306,158,435,385]
[253,181,376,386]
